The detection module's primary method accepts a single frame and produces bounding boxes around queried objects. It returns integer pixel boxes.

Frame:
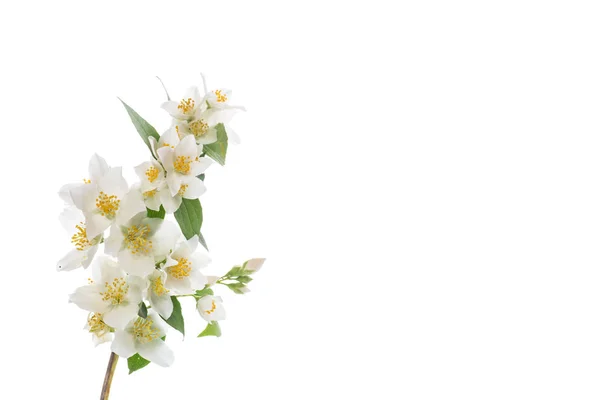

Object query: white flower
[146,269,173,319]
[56,207,101,271]
[59,153,109,205]
[161,86,204,122]
[159,175,207,213]
[85,312,114,346]
[70,166,146,238]
[171,108,221,148]
[157,135,212,198]
[163,236,209,295]
[111,310,174,367]
[105,212,179,277]
[197,295,226,322]
[134,160,167,211]
[69,256,143,329]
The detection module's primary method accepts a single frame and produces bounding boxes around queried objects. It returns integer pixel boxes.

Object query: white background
[1,1,599,399]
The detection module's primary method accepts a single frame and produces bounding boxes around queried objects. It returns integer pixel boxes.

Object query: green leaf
[174,198,203,239]
[198,321,221,338]
[119,99,160,154]
[128,353,151,374]
[226,266,244,277]
[225,282,248,294]
[163,296,184,336]
[195,287,214,298]
[197,173,205,181]
[197,231,208,251]
[203,123,228,165]
[138,302,148,318]
[146,206,165,219]
[237,275,253,284]
[127,337,166,374]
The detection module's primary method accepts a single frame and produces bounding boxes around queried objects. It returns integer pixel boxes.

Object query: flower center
[214,90,227,103]
[83,178,91,184]
[151,276,169,296]
[169,257,191,279]
[95,192,120,219]
[145,166,159,183]
[143,189,157,198]
[204,301,217,315]
[133,317,160,344]
[71,223,91,251]
[124,224,153,255]
[178,184,188,197]
[177,98,195,114]
[189,119,209,138]
[88,313,111,338]
[174,156,192,174]
[101,277,129,305]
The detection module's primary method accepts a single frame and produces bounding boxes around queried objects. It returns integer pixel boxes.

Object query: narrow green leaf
[203,123,228,165]
[163,296,185,336]
[127,337,166,374]
[225,282,247,294]
[197,173,205,181]
[119,99,160,154]
[237,275,253,284]
[198,321,221,338]
[146,206,165,219]
[174,198,203,240]
[138,302,148,318]
[197,231,208,251]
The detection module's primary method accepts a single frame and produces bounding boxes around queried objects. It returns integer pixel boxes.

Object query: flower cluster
[57,77,265,371]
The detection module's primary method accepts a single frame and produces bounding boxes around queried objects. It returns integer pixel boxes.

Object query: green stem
[100,352,119,400]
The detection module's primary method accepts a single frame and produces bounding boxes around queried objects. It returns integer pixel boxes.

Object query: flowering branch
[57,75,266,397]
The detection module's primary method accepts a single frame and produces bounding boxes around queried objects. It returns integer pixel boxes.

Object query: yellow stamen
[100,277,129,305]
[178,184,188,197]
[133,317,160,344]
[88,313,111,338]
[145,166,159,183]
[71,223,91,251]
[83,178,91,184]
[151,276,169,296]
[189,119,208,138]
[177,98,195,114]
[124,224,153,255]
[214,90,227,103]
[143,189,157,198]
[169,257,191,279]
[174,155,192,174]
[204,300,217,315]
[95,192,120,219]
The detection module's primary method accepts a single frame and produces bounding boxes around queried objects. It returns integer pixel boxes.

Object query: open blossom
[164,236,209,295]
[134,160,167,211]
[59,154,109,205]
[157,135,212,198]
[146,269,173,319]
[105,212,179,277]
[197,295,226,322]
[70,166,146,238]
[57,207,101,271]
[85,313,113,346]
[161,86,204,122]
[149,126,180,159]
[111,310,174,367]
[69,256,143,329]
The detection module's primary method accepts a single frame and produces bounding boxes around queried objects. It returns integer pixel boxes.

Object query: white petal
[85,213,112,238]
[144,193,162,211]
[175,135,198,159]
[159,190,181,213]
[244,258,266,273]
[70,184,97,211]
[188,269,207,289]
[57,249,85,272]
[81,245,99,269]
[137,339,174,367]
[150,292,173,320]
[117,189,146,225]
[69,285,107,312]
[166,173,182,197]
[181,177,206,199]
[196,126,218,145]
[190,252,211,269]
[226,124,241,144]
[104,225,123,256]
[111,330,137,358]
[98,167,128,199]
[118,250,156,277]
[190,157,213,176]
[161,101,181,118]
[104,303,139,330]
[59,182,83,205]
[88,154,110,182]
[59,207,84,234]
[152,221,180,257]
